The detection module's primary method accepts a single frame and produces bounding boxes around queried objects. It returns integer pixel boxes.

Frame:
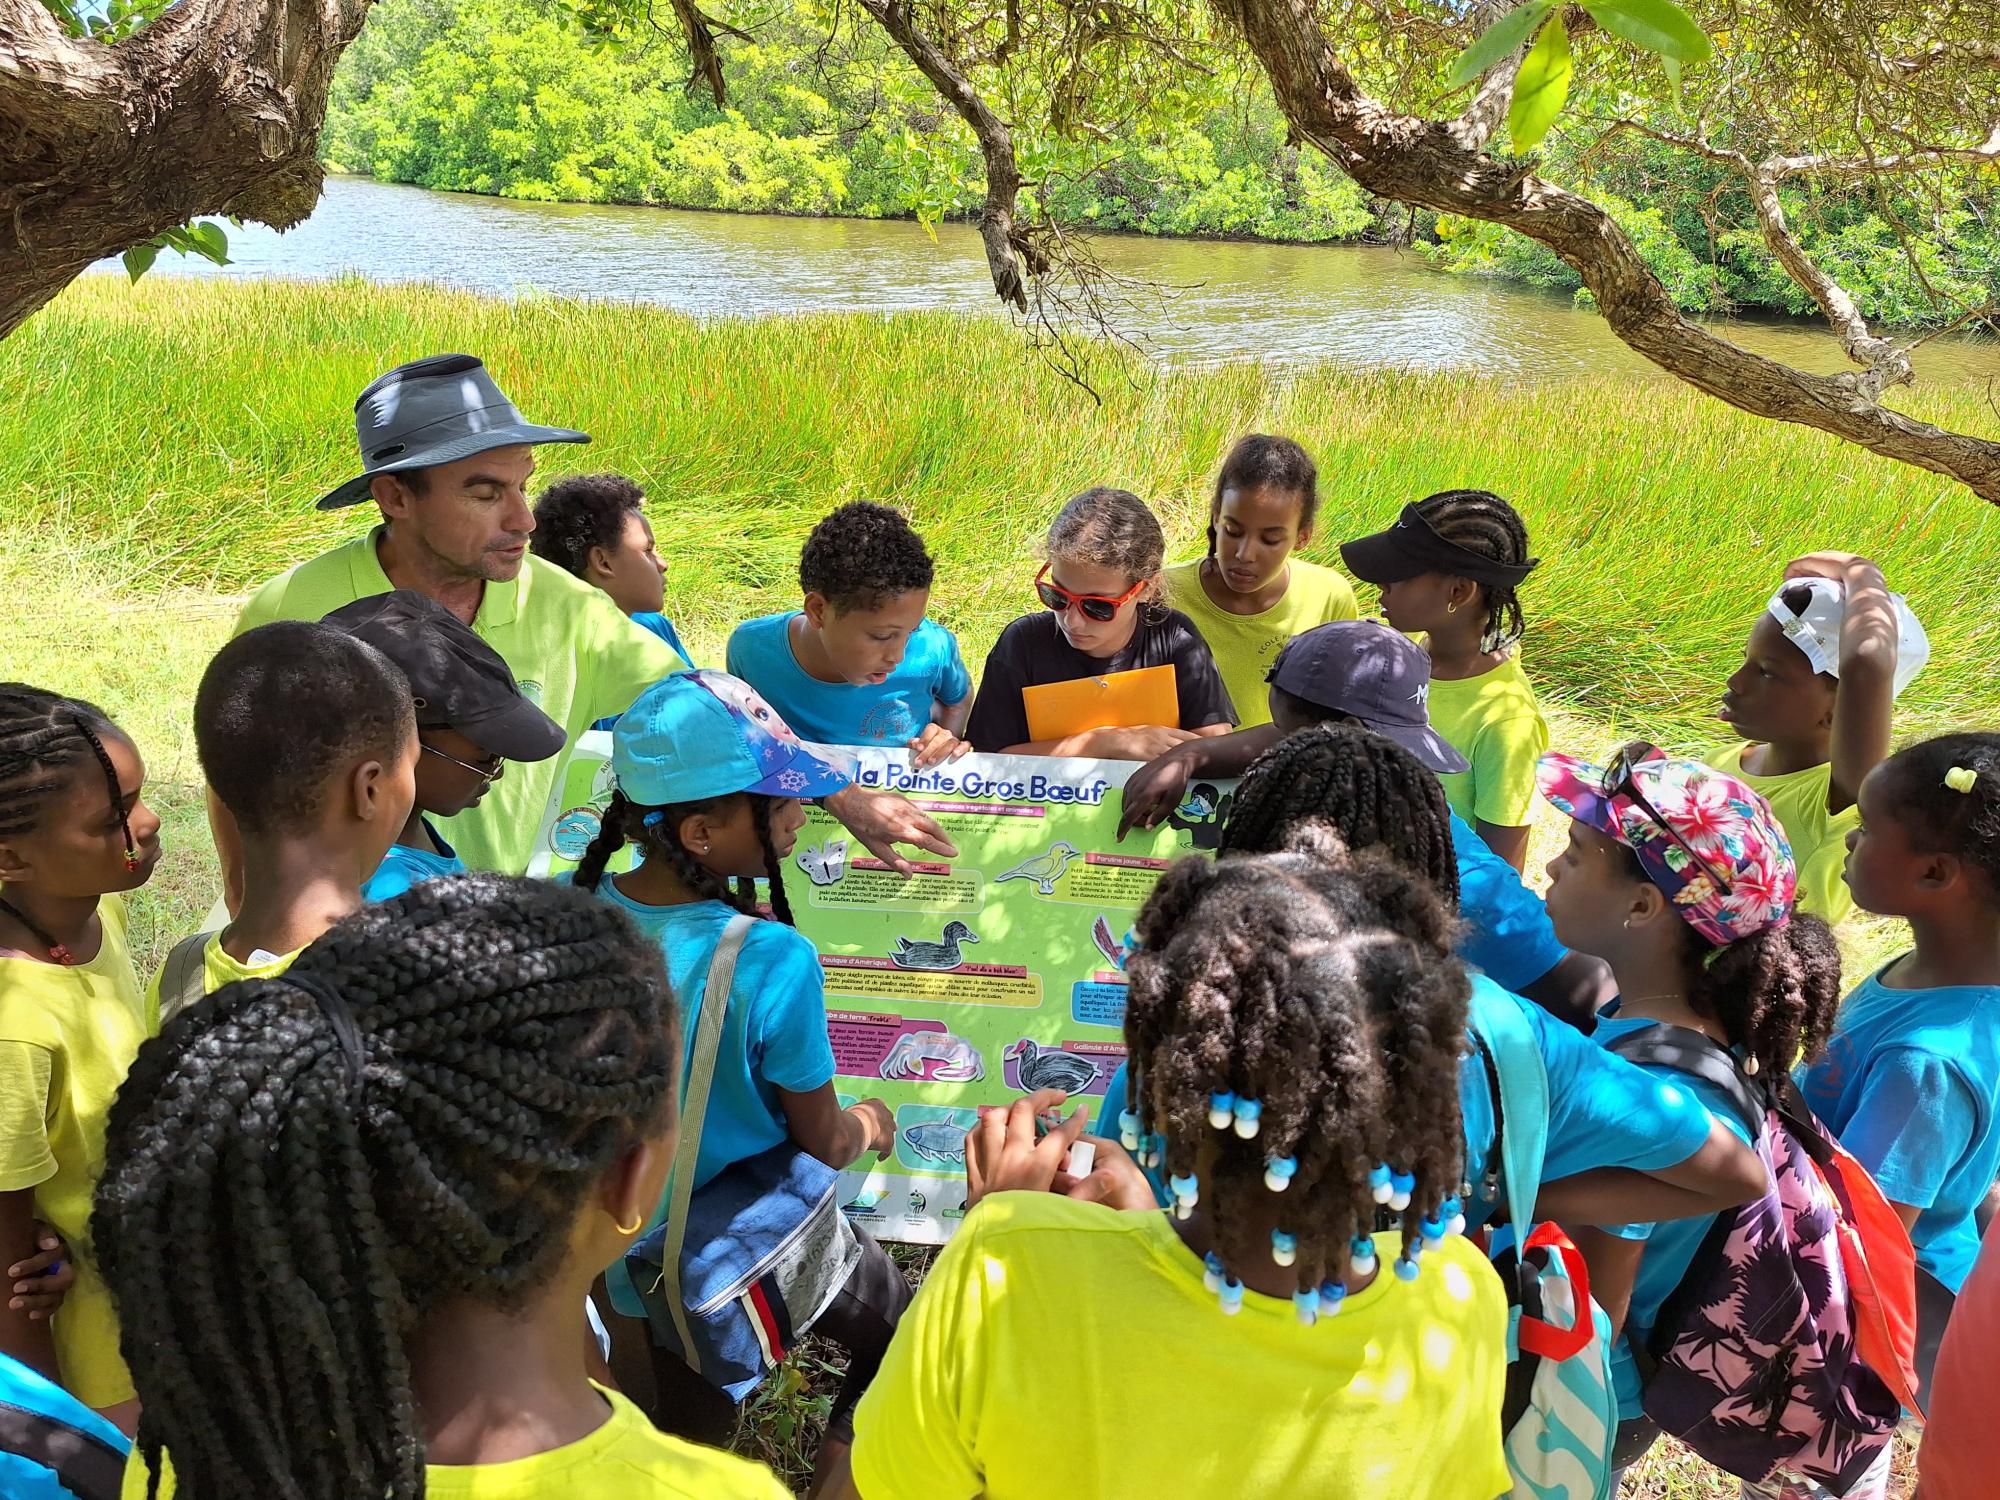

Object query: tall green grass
[4,272,1996,750]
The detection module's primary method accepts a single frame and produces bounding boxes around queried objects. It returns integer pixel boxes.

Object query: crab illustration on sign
[795,840,849,887]
[994,840,1080,895]
[881,1029,986,1082]
[888,920,980,971]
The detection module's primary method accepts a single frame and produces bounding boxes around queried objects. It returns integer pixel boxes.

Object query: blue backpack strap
[1466,983,1550,1254]
[1604,1023,1766,1142]
[0,1353,128,1500]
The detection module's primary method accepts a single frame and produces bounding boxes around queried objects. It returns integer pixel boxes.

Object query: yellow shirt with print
[0,896,148,1408]
[121,1384,789,1499]
[145,933,300,1024]
[852,1192,1511,1500]
[234,527,687,876]
[1428,653,1549,829]
[1162,558,1359,728]
[1707,742,1858,925]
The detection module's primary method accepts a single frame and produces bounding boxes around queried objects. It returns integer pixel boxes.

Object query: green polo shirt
[234,527,686,876]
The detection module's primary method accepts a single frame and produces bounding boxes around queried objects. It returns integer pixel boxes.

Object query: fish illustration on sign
[900,1120,970,1165]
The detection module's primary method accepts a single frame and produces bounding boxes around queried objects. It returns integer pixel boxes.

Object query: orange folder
[1023,664,1180,742]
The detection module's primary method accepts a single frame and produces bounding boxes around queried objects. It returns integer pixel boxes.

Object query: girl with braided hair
[0,684,161,1434]
[836,852,1511,1500]
[1538,743,1842,1479]
[1341,488,1547,872]
[93,873,789,1500]
[571,672,907,1486]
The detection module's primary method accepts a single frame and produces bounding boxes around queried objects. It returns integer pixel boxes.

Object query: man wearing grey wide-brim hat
[225,354,955,882]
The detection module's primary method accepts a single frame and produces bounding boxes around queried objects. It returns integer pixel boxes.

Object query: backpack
[1606,1025,1918,1494]
[1469,988,1618,1500]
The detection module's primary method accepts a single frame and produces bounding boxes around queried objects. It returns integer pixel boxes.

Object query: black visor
[1340,504,1539,588]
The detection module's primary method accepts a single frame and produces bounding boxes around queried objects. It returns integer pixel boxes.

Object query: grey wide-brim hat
[315,353,590,510]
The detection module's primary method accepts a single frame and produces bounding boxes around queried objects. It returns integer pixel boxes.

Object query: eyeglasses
[422,741,505,782]
[1035,563,1146,623]
[1605,743,1732,894]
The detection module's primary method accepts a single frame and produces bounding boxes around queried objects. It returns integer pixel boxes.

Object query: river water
[107,174,2000,382]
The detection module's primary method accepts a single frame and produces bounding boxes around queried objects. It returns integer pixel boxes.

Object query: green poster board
[524,738,1231,1245]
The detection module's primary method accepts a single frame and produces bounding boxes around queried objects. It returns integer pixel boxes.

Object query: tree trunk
[0,0,375,339]
[1209,0,2000,503]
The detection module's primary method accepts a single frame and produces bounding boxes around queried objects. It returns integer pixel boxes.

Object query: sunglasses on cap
[422,740,505,783]
[1035,563,1147,623]
[1606,742,1732,894]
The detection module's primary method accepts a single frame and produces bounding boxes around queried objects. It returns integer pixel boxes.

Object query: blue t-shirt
[361,821,469,901]
[1451,809,1568,993]
[1097,975,1714,1217]
[0,1350,128,1500]
[726,611,971,747]
[1797,965,2000,1290]
[592,612,694,730]
[1587,1014,1758,1421]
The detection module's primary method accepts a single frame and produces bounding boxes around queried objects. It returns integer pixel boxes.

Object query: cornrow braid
[0,685,127,846]
[1414,489,1533,652]
[572,789,793,925]
[94,874,676,1500]
[1124,851,1468,1302]
[1220,722,1461,911]
[749,795,796,926]
[1877,732,2000,900]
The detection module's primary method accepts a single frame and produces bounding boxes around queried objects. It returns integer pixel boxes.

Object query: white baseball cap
[1766,577,1931,699]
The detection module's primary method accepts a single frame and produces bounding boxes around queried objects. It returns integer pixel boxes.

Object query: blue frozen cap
[613,670,851,805]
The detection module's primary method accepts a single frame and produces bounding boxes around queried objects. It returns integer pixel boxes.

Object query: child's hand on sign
[1056,1138,1160,1215]
[908,723,972,770]
[965,1089,1087,1207]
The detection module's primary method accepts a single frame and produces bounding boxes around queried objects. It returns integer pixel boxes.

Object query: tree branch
[1205,0,2000,502]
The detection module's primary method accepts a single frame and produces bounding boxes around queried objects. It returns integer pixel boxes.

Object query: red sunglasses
[1035,563,1146,623]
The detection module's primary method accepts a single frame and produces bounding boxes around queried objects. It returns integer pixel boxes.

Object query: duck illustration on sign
[900,1120,970,1165]
[994,840,1080,895]
[881,1029,986,1082]
[1005,1039,1102,1094]
[889,920,980,971]
[795,839,849,887]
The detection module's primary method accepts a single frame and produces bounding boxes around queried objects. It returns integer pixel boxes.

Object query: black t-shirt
[965,607,1237,752]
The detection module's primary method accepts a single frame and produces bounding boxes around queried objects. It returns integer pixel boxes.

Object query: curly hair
[530,472,647,577]
[572,788,795,925]
[1123,850,1469,1298]
[1208,435,1319,556]
[195,623,414,837]
[1047,487,1165,603]
[798,501,936,614]
[1220,722,1461,912]
[1414,489,1533,652]
[94,874,676,1500]
[0,685,133,854]
[1875,731,2000,904]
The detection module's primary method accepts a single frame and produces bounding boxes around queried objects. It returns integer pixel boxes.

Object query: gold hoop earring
[1446,601,1459,614]
[615,1211,644,1235]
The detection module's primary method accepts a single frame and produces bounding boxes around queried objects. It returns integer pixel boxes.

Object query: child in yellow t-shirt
[1710,551,1929,926]
[99,875,789,1500]
[1342,488,1547,870]
[1161,435,1359,728]
[0,686,165,1433]
[844,850,1510,1500]
[153,621,421,1020]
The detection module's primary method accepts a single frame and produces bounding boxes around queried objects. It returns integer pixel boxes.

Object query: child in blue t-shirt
[728,502,971,764]
[1800,732,2000,1293]
[1538,744,1843,1478]
[324,592,566,899]
[571,669,908,1489]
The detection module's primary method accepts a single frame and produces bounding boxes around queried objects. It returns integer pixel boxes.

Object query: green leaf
[122,243,159,282]
[188,220,230,264]
[1508,11,1572,155]
[1578,0,1713,64]
[1662,53,1684,106]
[1445,1,1553,90]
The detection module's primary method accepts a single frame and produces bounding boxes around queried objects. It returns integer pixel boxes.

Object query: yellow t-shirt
[1428,654,1549,829]
[145,933,300,1023]
[851,1193,1511,1500]
[1707,742,1858,925]
[0,896,147,1408]
[120,1384,789,1499]
[1162,558,1359,728]
[235,528,687,876]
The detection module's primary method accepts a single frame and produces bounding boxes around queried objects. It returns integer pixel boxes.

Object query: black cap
[1267,621,1469,775]
[321,591,566,763]
[1340,502,1539,588]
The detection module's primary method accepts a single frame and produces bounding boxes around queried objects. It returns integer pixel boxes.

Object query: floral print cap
[1537,744,1798,948]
